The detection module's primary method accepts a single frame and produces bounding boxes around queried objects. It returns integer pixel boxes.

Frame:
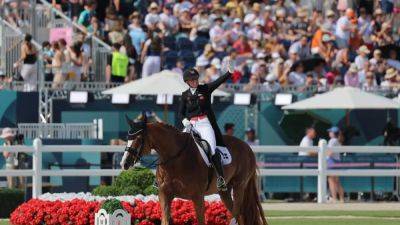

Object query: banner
[49,27,73,45]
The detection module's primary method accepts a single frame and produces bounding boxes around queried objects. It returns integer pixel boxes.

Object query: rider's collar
[190,88,197,94]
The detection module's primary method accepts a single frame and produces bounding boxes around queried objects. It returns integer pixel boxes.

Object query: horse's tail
[241,171,268,225]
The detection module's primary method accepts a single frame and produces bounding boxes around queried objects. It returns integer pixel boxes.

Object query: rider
[179,60,234,191]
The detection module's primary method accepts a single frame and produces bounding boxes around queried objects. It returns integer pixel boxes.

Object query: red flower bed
[11,198,231,225]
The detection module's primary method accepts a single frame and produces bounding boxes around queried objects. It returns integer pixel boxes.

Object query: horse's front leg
[159,190,173,225]
[193,196,206,225]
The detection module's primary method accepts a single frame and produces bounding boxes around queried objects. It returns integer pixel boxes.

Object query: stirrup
[217,176,227,191]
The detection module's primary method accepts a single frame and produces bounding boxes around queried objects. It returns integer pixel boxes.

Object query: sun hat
[0,127,14,139]
[325,10,335,17]
[322,34,332,42]
[349,63,358,73]
[385,68,398,79]
[211,58,221,69]
[149,2,158,10]
[233,18,241,24]
[266,73,277,82]
[358,45,370,54]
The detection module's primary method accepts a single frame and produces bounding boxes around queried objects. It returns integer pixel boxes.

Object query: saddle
[189,129,232,167]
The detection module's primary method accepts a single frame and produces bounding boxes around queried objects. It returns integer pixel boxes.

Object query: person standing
[299,127,317,156]
[224,123,235,136]
[245,128,260,146]
[1,128,16,188]
[106,43,129,83]
[141,32,162,78]
[15,34,37,91]
[327,126,345,203]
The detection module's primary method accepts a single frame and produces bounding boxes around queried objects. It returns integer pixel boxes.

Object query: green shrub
[101,199,123,214]
[114,167,155,191]
[0,188,24,218]
[143,186,158,195]
[91,167,156,197]
[92,185,120,197]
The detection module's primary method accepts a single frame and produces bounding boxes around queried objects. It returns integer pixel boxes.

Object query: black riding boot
[211,152,227,191]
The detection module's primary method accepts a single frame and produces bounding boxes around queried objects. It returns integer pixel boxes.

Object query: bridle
[125,127,146,165]
[125,123,191,167]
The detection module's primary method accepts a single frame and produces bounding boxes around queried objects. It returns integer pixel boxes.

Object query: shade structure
[282,87,400,110]
[102,70,230,97]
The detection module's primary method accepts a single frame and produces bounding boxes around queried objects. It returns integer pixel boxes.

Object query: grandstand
[0,0,400,224]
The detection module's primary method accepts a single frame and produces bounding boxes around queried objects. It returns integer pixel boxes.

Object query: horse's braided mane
[155,122,182,134]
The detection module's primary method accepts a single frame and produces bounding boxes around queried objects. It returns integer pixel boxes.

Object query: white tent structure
[102,70,230,96]
[282,87,399,110]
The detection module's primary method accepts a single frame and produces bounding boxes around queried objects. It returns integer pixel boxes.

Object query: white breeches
[186,117,217,155]
[142,56,161,78]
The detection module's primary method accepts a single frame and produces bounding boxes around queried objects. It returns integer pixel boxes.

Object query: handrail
[0,19,42,50]
[38,0,111,51]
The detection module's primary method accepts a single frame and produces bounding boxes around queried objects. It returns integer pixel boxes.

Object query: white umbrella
[282,87,399,110]
[102,70,230,97]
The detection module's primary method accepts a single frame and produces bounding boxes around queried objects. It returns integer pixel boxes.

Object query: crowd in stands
[1,0,399,93]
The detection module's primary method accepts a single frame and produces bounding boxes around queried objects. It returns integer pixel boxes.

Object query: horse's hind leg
[193,196,206,225]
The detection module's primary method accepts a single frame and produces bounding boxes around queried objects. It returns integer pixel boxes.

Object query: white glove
[182,118,191,127]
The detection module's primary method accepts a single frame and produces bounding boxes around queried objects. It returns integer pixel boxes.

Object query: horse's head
[120,114,151,170]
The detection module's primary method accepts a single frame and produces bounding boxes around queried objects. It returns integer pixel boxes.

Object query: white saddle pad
[193,139,232,167]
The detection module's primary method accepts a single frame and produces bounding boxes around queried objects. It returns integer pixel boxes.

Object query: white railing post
[318,139,327,203]
[32,138,42,198]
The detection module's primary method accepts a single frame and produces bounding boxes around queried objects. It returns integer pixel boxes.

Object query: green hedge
[92,167,158,196]
[0,188,24,218]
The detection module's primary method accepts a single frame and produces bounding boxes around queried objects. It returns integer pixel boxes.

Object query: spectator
[289,35,311,59]
[244,2,263,27]
[335,8,355,48]
[224,123,235,136]
[229,18,244,43]
[289,63,306,87]
[51,41,64,89]
[69,42,84,82]
[299,127,317,156]
[42,41,54,82]
[141,32,163,78]
[106,43,129,83]
[209,17,228,53]
[144,2,160,31]
[233,34,252,57]
[128,12,147,58]
[16,34,37,92]
[159,4,179,35]
[354,45,371,70]
[381,68,398,89]
[245,128,260,146]
[362,71,378,91]
[264,73,281,93]
[78,0,95,29]
[1,128,16,188]
[344,63,360,87]
[172,59,185,75]
[121,34,138,81]
[204,58,221,82]
[326,126,345,203]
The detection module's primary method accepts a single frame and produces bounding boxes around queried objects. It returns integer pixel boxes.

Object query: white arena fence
[0,139,400,203]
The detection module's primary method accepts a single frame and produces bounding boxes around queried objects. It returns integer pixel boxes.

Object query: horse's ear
[125,114,134,128]
[142,112,148,124]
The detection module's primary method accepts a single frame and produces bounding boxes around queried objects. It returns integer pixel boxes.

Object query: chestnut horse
[121,115,267,225]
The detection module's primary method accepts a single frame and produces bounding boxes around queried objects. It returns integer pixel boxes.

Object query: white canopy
[282,87,400,110]
[102,70,230,96]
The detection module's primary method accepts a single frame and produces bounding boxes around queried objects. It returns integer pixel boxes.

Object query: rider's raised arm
[206,71,232,93]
